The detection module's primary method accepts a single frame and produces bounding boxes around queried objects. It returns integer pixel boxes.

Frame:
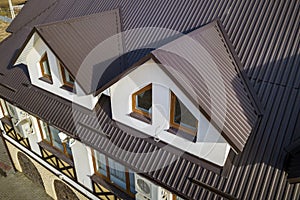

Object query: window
[5,102,17,119]
[93,151,136,195]
[108,157,127,190]
[95,151,107,176]
[170,92,198,137]
[39,53,52,83]
[60,63,75,90]
[39,120,72,158]
[132,84,152,120]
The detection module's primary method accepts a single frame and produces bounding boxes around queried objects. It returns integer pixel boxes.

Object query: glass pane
[49,126,64,152]
[6,103,17,118]
[40,121,51,142]
[65,142,72,157]
[42,60,51,76]
[96,152,107,176]
[129,170,136,193]
[136,88,152,113]
[64,68,74,84]
[174,97,197,131]
[108,158,126,190]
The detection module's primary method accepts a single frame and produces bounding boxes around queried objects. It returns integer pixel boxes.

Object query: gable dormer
[109,21,261,166]
[13,9,122,110]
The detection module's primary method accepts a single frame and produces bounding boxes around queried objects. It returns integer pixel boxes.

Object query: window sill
[167,127,197,142]
[91,174,135,200]
[129,112,151,124]
[60,85,75,93]
[38,141,73,166]
[39,77,53,84]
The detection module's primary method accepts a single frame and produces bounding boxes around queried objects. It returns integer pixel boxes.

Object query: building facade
[0,0,300,200]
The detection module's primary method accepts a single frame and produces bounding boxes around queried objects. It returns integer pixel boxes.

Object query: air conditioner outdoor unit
[135,174,155,200]
[11,117,34,138]
[159,188,172,200]
[135,174,173,200]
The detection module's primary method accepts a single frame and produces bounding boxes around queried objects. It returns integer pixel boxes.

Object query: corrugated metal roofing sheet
[6,0,58,33]
[0,0,300,199]
[152,21,259,153]
[35,9,122,94]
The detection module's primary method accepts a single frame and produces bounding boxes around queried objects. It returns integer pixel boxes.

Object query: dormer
[109,21,262,166]
[13,9,122,110]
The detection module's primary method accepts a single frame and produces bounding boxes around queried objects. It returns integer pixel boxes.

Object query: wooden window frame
[92,150,135,197]
[39,53,52,83]
[38,120,72,158]
[132,84,152,119]
[60,63,75,90]
[170,92,198,136]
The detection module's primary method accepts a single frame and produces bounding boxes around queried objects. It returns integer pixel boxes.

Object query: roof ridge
[215,20,264,116]
[35,8,120,29]
[7,0,58,34]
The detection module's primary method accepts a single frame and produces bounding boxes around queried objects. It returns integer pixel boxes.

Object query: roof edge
[10,28,36,68]
[93,54,154,96]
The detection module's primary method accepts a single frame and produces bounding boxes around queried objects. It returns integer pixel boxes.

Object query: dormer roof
[151,20,262,152]
[14,9,122,94]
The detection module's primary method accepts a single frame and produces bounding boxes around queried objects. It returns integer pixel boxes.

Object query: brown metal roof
[0,0,300,199]
[35,9,122,94]
[152,21,260,153]
[6,0,58,33]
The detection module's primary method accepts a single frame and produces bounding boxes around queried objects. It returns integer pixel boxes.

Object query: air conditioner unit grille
[137,179,151,194]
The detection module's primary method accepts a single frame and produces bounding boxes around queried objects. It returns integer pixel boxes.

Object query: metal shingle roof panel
[35,9,122,94]
[0,0,300,199]
[152,21,259,152]
[6,0,58,33]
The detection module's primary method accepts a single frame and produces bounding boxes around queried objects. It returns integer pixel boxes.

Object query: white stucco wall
[21,33,100,110]
[110,59,231,166]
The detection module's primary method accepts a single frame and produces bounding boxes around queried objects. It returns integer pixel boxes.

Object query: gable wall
[110,59,231,166]
[22,33,101,110]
